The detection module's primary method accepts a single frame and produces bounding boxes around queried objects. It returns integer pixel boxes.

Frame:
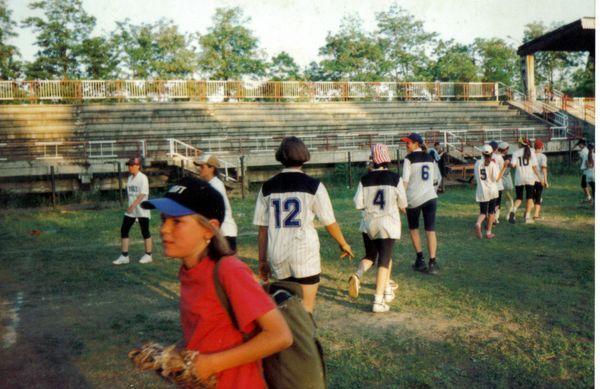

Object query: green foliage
[303,61,327,81]
[431,40,478,82]
[197,7,266,80]
[565,55,594,97]
[375,4,437,81]
[22,0,96,79]
[113,18,196,79]
[473,37,519,85]
[267,51,300,81]
[77,36,119,79]
[0,0,21,79]
[319,15,384,81]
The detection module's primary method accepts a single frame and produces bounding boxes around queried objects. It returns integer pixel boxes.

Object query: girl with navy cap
[142,177,292,388]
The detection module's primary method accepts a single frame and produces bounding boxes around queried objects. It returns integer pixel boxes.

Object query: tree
[113,19,197,78]
[473,38,519,86]
[375,4,437,81]
[22,0,96,79]
[303,61,327,81]
[268,51,300,81]
[77,36,119,79]
[0,0,20,79]
[197,7,266,79]
[430,40,478,82]
[318,15,383,81]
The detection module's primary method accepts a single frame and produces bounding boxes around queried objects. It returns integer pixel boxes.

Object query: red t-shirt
[179,255,276,389]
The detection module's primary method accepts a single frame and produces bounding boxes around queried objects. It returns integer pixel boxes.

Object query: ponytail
[523,145,531,160]
[420,142,427,153]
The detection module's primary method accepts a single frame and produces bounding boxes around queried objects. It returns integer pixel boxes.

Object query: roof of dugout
[517,17,595,57]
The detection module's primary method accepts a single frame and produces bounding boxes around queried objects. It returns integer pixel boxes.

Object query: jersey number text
[271,198,301,228]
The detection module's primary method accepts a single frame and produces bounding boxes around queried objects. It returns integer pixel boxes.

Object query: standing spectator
[401,133,440,275]
[575,139,592,203]
[195,154,238,252]
[584,143,595,207]
[429,142,447,193]
[113,157,153,265]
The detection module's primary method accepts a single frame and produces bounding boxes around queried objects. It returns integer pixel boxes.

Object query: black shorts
[406,199,437,231]
[121,216,151,239]
[533,182,544,205]
[479,200,495,216]
[361,233,395,269]
[581,174,588,189]
[281,274,320,285]
[497,190,503,208]
[515,185,534,201]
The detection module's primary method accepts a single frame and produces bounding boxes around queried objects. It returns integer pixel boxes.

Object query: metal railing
[0,80,499,103]
[498,83,569,127]
[166,138,237,182]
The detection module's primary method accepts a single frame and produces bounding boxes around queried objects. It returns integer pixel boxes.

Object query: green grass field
[0,174,594,388]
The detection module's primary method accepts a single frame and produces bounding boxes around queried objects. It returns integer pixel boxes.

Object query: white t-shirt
[208,176,238,237]
[253,168,336,279]
[354,168,408,240]
[579,147,589,171]
[511,147,538,186]
[534,151,548,183]
[474,159,499,202]
[126,172,150,218]
[402,149,439,208]
[584,151,595,183]
[491,152,505,191]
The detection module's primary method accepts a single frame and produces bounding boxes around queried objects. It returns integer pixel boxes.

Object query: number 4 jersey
[253,168,336,278]
[354,169,408,240]
[402,150,439,208]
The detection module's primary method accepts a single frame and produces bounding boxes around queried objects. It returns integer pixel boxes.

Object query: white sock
[356,261,370,278]
[374,294,384,304]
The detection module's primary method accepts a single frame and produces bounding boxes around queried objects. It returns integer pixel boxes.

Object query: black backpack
[213,261,326,389]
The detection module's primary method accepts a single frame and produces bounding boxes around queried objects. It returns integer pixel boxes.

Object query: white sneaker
[388,279,399,291]
[384,288,395,303]
[113,255,130,265]
[139,254,153,264]
[372,301,390,313]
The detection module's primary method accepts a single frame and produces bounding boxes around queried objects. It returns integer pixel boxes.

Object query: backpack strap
[212,259,244,335]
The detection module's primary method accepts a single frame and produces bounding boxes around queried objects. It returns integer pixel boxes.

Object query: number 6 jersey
[253,168,336,278]
[354,168,408,240]
[402,150,439,208]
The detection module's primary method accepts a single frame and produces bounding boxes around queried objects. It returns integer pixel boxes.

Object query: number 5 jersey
[253,168,336,278]
[474,158,499,202]
[354,168,408,240]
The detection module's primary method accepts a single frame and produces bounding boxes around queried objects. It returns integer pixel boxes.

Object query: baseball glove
[129,343,217,388]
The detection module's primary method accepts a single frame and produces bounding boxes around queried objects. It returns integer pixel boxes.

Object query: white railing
[88,140,116,158]
[35,141,63,159]
[167,138,237,182]
[499,83,569,127]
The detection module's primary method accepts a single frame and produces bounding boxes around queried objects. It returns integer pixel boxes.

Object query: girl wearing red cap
[533,139,549,219]
[349,144,408,313]
[142,177,292,388]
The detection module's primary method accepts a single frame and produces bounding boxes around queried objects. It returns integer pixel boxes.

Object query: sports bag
[213,261,326,389]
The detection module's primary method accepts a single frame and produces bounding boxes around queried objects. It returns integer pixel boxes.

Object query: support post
[117,162,123,206]
[240,155,246,200]
[525,55,536,101]
[181,159,185,178]
[347,151,352,188]
[50,166,57,208]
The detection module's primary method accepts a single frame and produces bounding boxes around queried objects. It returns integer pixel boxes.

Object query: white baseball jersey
[208,176,238,237]
[126,172,150,218]
[253,168,336,279]
[511,147,538,186]
[534,151,548,183]
[584,151,595,183]
[474,159,499,202]
[579,147,589,171]
[491,152,505,191]
[354,168,408,240]
[402,149,439,208]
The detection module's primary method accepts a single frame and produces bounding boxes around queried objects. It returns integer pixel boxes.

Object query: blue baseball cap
[489,141,499,150]
[400,133,423,144]
[141,177,225,222]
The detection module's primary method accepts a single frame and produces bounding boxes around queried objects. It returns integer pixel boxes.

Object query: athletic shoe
[388,279,399,291]
[412,258,428,272]
[524,217,535,224]
[486,233,496,239]
[372,301,390,313]
[348,274,360,299]
[474,224,482,239]
[139,254,153,264]
[427,261,440,275]
[384,288,395,303]
[113,255,130,265]
[508,212,516,224]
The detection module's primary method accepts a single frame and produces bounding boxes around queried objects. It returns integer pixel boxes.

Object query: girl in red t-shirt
[142,177,293,388]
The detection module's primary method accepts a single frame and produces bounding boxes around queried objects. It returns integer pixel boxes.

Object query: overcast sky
[6,0,595,67]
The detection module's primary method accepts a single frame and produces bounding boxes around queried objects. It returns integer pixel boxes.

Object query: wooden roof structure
[517,17,595,57]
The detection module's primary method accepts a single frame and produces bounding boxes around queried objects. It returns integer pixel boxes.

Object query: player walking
[195,154,238,252]
[474,145,506,239]
[253,136,353,313]
[508,137,541,224]
[584,143,595,206]
[348,144,407,313]
[400,133,440,275]
[497,142,515,221]
[532,139,549,219]
[489,141,504,223]
[113,157,153,265]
